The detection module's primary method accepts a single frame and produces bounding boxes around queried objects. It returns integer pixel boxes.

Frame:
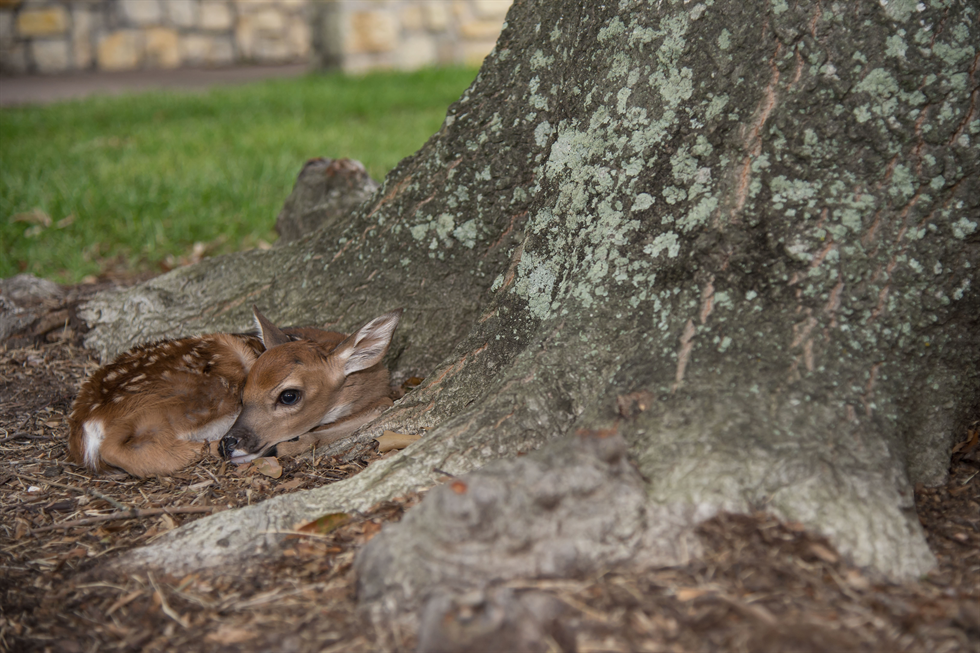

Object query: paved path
[0,63,308,107]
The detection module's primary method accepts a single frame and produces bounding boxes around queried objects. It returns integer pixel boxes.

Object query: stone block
[0,11,13,46]
[146,27,180,68]
[233,0,264,13]
[166,0,199,28]
[234,15,256,57]
[460,19,504,41]
[253,36,289,62]
[401,6,423,32]
[119,0,161,26]
[287,18,310,58]
[209,35,234,64]
[253,8,285,31]
[181,33,233,66]
[348,10,398,54]
[462,38,495,66]
[71,8,94,69]
[0,42,28,74]
[16,7,68,37]
[97,30,142,70]
[395,34,436,70]
[424,2,449,31]
[31,38,70,72]
[473,0,512,19]
[201,1,233,31]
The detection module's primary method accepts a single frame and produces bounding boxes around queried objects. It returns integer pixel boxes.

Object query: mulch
[1,330,978,652]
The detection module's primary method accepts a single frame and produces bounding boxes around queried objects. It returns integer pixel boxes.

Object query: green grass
[0,66,478,283]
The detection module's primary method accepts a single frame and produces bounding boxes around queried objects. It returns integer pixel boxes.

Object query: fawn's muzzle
[216,435,239,460]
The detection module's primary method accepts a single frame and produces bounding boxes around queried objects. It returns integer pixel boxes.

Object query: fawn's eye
[278,390,300,405]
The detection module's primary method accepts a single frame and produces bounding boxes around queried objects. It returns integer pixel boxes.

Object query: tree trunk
[88,0,979,581]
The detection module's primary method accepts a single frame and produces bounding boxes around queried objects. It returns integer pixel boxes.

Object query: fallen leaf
[294,512,350,536]
[807,542,839,564]
[159,513,177,532]
[362,520,382,540]
[205,625,256,645]
[187,480,213,491]
[279,478,304,492]
[251,457,282,479]
[61,546,88,561]
[951,428,978,454]
[676,587,709,602]
[375,431,422,453]
[10,208,52,227]
[844,569,870,591]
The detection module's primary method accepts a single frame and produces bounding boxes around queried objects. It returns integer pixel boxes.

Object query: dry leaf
[294,512,351,536]
[808,542,839,564]
[205,625,256,645]
[251,457,282,479]
[375,431,422,453]
[10,208,52,227]
[951,428,978,454]
[675,587,709,602]
[844,569,870,591]
[279,478,304,492]
[159,513,177,532]
[105,589,144,617]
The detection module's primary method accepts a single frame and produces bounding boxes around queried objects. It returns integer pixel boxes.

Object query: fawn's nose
[217,435,239,459]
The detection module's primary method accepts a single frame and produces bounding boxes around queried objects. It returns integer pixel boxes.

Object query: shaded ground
[0,311,977,652]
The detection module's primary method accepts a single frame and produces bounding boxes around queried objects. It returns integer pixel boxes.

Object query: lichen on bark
[93,0,977,581]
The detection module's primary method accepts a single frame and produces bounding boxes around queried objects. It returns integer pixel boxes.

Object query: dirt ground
[0,317,978,652]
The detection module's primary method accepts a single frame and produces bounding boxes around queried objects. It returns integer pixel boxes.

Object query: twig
[148,573,189,629]
[13,473,132,512]
[0,433,54,443]
[433,467,457,478]
[30,505,219,533]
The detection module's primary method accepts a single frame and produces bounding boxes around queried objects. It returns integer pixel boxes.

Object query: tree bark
[90,0,979,580]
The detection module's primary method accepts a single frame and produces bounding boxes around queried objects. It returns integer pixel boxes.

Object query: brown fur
[66,316,374,477]
[218,310,402,463]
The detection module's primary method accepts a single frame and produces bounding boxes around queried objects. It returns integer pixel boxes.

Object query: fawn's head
[218,307,401,464]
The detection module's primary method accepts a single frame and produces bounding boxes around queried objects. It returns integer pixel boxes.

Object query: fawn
[68,308,401,477]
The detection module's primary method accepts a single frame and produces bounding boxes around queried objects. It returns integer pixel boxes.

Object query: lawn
[0,66,478,284]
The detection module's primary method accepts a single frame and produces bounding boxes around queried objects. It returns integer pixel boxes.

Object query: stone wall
[0,0,312,74]
[312,0,513,72]
[0,0,513,75]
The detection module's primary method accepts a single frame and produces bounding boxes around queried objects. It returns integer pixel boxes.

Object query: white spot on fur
[319,402,353,426]
[82,419,104,469]
[182,413,240,442]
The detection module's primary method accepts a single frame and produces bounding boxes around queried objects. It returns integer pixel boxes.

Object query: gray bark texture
[273,157,380,245]
[86,0,978,584]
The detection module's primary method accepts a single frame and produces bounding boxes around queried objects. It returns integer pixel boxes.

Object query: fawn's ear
[333,309,402,375]
[253,306,292,349]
